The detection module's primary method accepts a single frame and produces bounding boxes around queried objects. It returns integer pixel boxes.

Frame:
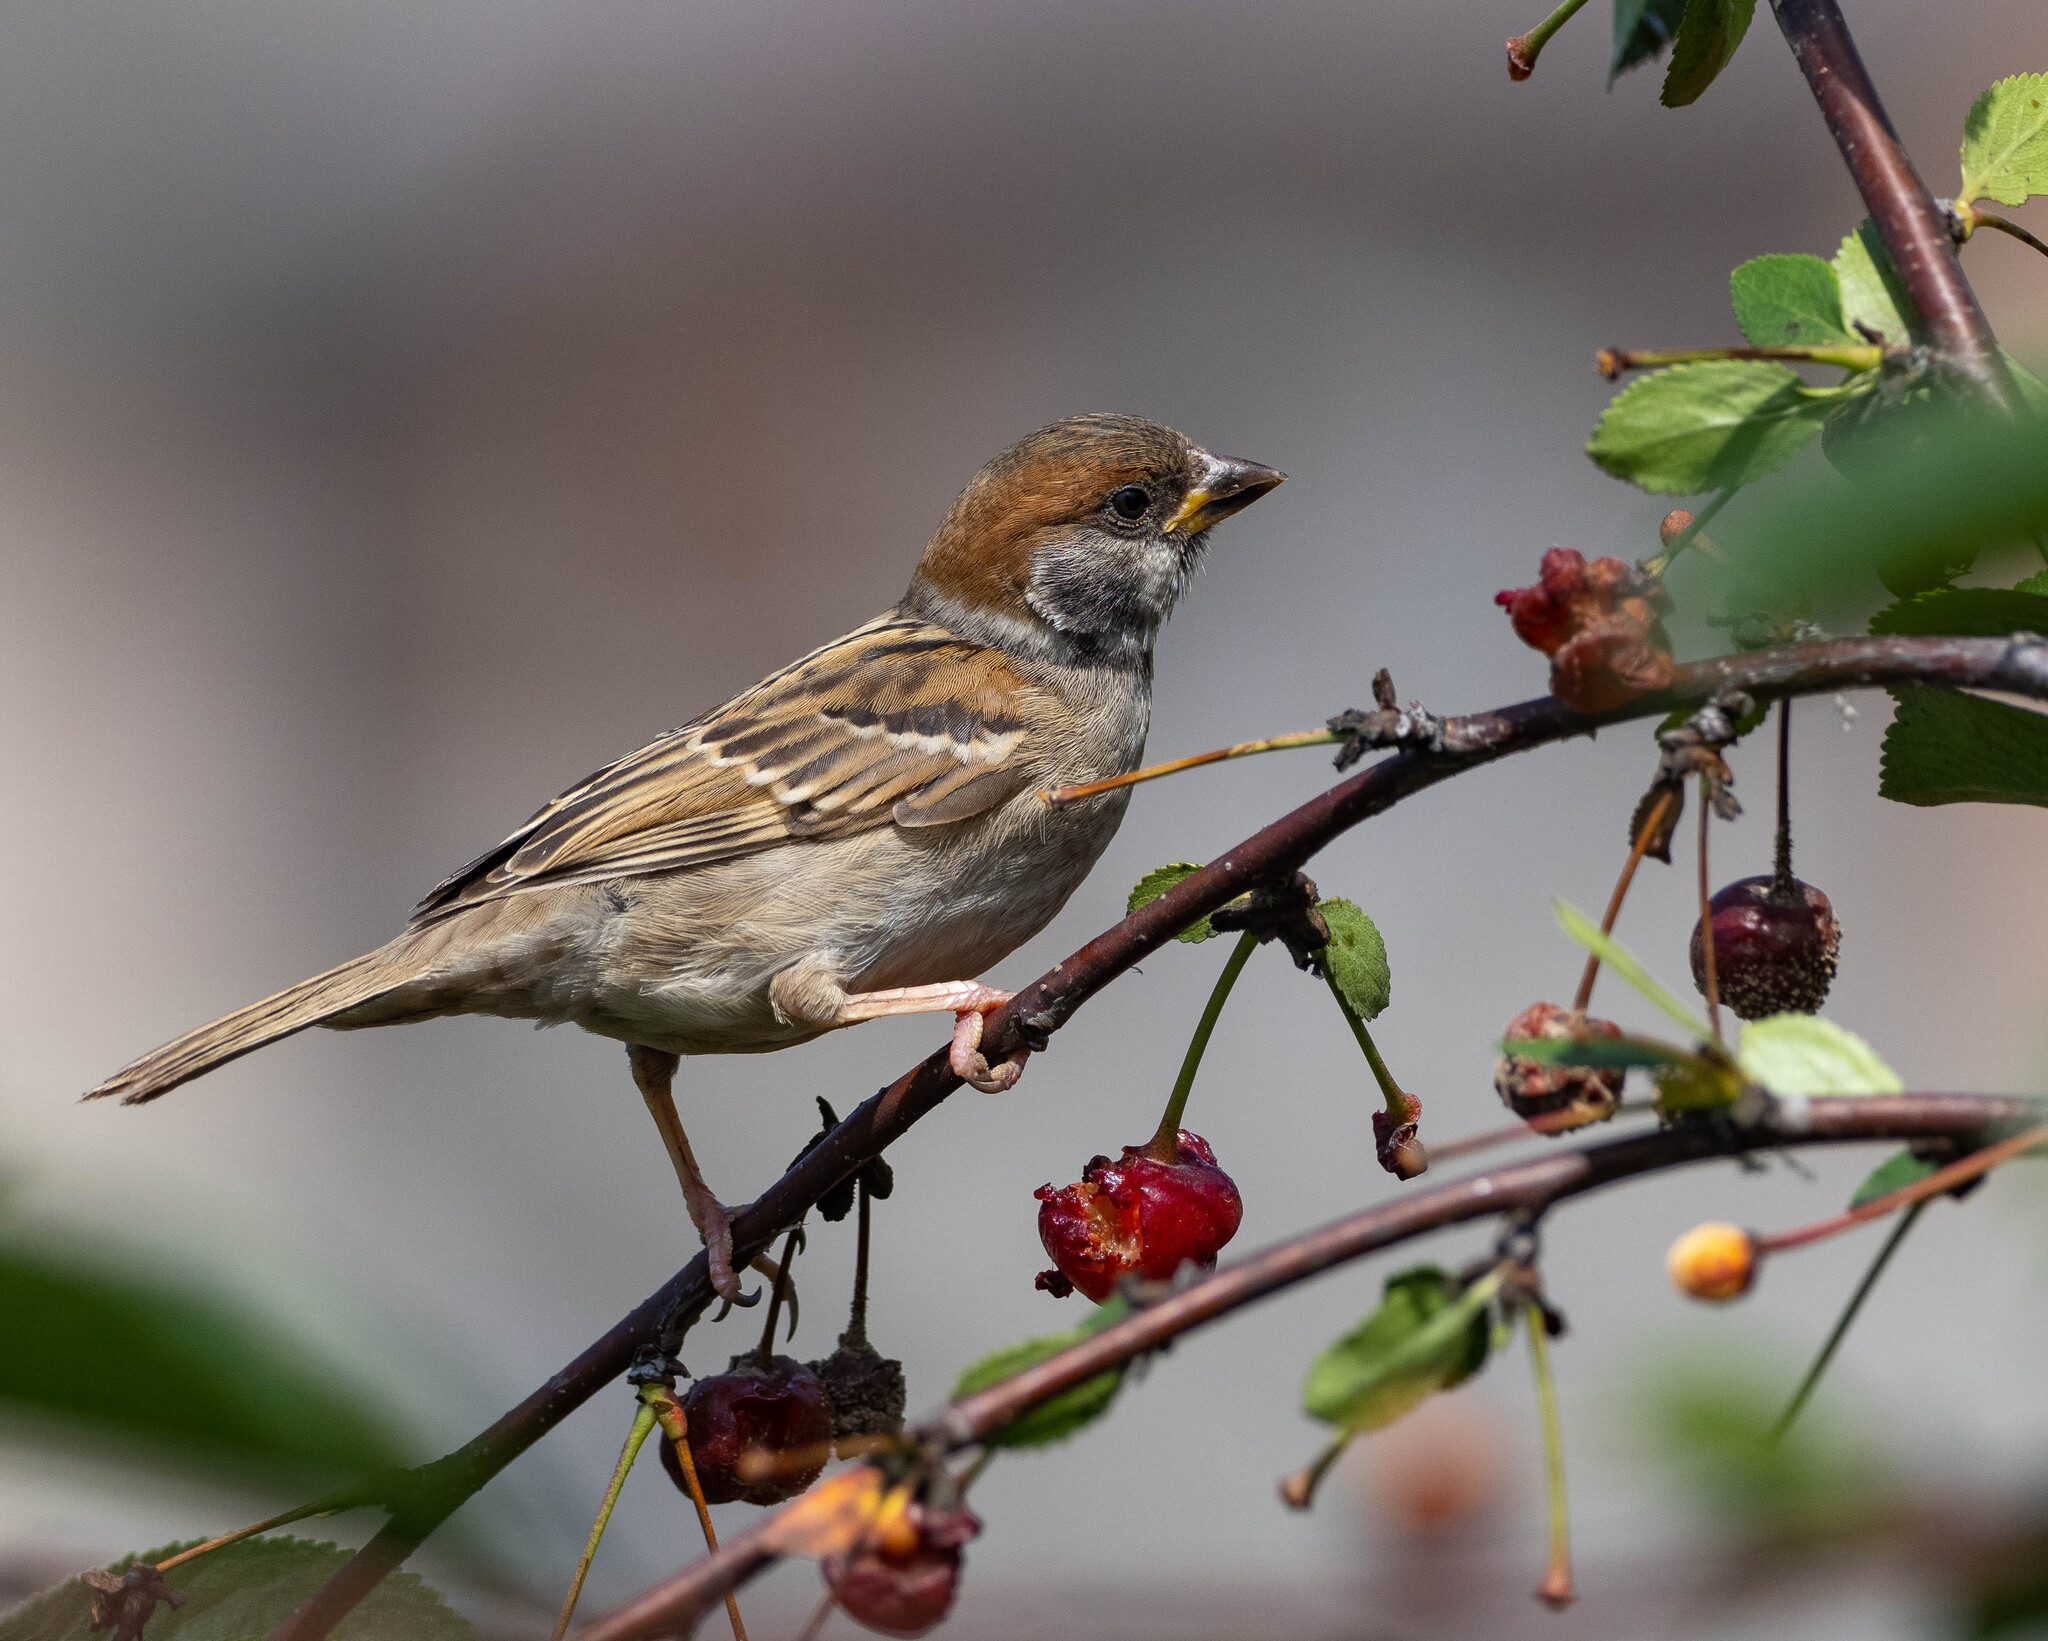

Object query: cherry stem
[1146,930,1258,1160]
[755,1225,803,1370]
[792,1591,837,1641]
[1506,0,1592,79]
[1048,729,1337,806]
[1643,487,1736,578]
[647,1387,749,1641]
[1756,1119,2048,1255]
[1571,785,1677,1015]
[1325,971,1411,1124]
[1597,343,1880,379]
[1768,1198,1925,1447]
[1696,773,1724,1043]
[550,1398,659,1641]
[1772,698,1795,895]
[153,1495,360,1572]
[844,1180,872,1350]
[1960,203,2048,263]
[1525,1301,1574,1609]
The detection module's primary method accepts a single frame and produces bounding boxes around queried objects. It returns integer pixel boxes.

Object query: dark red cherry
[1034,1131,1242,1302]
[1689,875,1840,1020]
[663,1354,834,1506]
[822,1498,981,1638]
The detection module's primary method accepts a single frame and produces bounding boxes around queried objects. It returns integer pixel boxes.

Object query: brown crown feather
[912,414,1198,621]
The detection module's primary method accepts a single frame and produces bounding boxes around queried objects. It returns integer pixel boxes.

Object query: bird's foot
[949,993,1029,1093]
[685,1183,746,1304]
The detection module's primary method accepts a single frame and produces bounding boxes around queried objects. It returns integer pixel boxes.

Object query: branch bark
[266,631,2048,1641]
[1767,0,2020,414]
[576,1092,2046,1641]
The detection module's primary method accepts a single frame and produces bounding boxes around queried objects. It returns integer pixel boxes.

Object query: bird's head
[907,414,1284,666]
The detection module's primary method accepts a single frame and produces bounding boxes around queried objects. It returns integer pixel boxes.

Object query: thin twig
[1597,344,1880,378]
[1572,786,1676,1014]
[550,1400,658,1641]
[1526,1302,1573,1609]
[1046,729,1337,805]
[1696,774,1723,1042]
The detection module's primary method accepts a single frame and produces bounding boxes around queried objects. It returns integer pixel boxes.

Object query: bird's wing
[408,613,1045,924]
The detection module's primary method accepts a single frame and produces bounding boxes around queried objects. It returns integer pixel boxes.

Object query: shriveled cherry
[1689,875,1840,1020]
[823,1495,982,1638]
[1035,1130,1242,1302]
[663,1353,834,1506]
[1494,1001,1626,1129]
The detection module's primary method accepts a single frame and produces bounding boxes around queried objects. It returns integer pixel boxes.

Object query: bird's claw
[950,1003,1030,1094]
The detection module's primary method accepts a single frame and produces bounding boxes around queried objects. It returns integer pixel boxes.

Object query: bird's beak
[1162,453,1287,536]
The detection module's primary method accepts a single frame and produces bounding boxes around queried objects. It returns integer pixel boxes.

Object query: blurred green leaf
[1502,1032,1689,1068]
[1831,220,1914,344]
[0,1244,408,1484]
[2018,568,2048,596]
[0,1537,469,1641]
[1849,1149,1938,1209]
[1303,1266,1496,1432]
[1868,587,2048,638]
[1554,900,1713,1038]
[1736,1014,1902,1096]
[1587,361,1830,495]
[952,1299,1130,1449]
[1611,0,1689,83]
[1128,863,1218,943]
[1315,899,1390,1023]
[1729,255,1857,348]
[1880,687,2048,808]
[1637,1351,1892,1532]
[1958,74,2048,207]
[1661,0,1756,107]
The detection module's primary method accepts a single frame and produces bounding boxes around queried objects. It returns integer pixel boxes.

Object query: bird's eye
[1107,485,1150,521]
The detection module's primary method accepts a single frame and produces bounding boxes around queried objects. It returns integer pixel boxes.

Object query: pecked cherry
[1689,875,1840,1020]
[823,1494,982,1638]
[1034,1130,1242,1302]
[663,1353,835,1506]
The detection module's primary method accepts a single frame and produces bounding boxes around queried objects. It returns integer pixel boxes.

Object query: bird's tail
[85,947,408,1106]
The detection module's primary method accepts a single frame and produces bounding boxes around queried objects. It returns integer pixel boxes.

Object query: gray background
[3,3,2047,1636]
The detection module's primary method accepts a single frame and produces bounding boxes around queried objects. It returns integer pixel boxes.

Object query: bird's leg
[628,1044,745,1302]
[831,981,1029,1093]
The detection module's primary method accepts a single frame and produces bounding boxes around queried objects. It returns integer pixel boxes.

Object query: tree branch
[575,1092,2047,1641]
[265,631,2048,1641]
[1767,0,2020,414]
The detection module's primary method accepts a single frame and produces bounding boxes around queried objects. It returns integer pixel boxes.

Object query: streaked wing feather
[408,614,1041,924]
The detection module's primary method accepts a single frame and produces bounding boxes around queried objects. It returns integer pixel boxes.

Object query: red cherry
[1034,1130,1242,1302]
[663,1355,834,1506]
[822,1501,981,1638]
[1493,1001,1626,1129]
[1690,875,1841,1020]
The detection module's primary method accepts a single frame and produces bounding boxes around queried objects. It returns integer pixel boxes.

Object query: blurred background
[3,2,2048,1638]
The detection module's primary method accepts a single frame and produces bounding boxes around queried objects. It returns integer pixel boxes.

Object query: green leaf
[1553,900,1713,1039]
[0,1537,471,1641]
[1653,1052,1747,1111]
[2007,353,2048,417]
[1729,255,1857,348]
[1831,220,1914,345]
[1611,0,1689,83]
[1868,587,2048,639]
[0,1243,408,1484]
[1303,1266,1497,1432]
[1849,1150,1938,1210]
[1502,1032,1690,1069]
[1881,686,2048,808]
[1958,74,2048,207]
[1128,863,1218,943]
[1736,1014,1902,1097]
[2018,568,2048,596]
[1588,361,1830,495]
[1315,899,1390,1023]
[952,1299,1131,1448]
[1660,0,1756,107]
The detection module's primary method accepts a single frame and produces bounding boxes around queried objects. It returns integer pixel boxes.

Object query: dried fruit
[665,1354,835,1506]
[1495,548,1675,712]
[1665,1222,1756,1301]
[1494,1001,1627,1129]
[1689,875,1841,1019]
[809,1333,908,1452]
[822,1494,982,1637]
[1034,1131,1243,1302]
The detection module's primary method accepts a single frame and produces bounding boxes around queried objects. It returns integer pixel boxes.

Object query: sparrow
[87,414,1284,1299]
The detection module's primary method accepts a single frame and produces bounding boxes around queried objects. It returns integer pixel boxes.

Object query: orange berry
[1666,1222,1756,1302]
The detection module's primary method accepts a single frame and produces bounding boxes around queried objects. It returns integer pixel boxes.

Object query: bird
[86,413,1284,1299]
